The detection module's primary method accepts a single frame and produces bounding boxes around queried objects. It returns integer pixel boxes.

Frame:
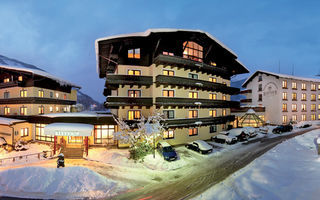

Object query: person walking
[57,153,65,168]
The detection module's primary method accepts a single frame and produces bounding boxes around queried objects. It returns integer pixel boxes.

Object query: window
[222,109,227,116]
[291,82,297,89]
[68,136,83,144]
[258,84,262,91]
[50,106,53,112]
[188,73,198,79]
[301,93,306,101]
[162,90,174,97]
[318,104,320,110]
[163,110,174,119]
[210,62,217,66]
[18,76,23,81]
[162,51,174,56]
[209,93,217,100]
[163,130,174,139]
[311,104,316,111]
[209,77,217,83]
[301,83,306,90]
[302,114,306,121]
[188,110,198,118]
[163,69,174,76]
[311,94,316,101]
[94,125,115,144]
[128,90,141,97]
[20,106,27,115]
[209,110,217,117]
[258,75,262,82]
[311,83,316,91]
[258,94,262,101]
[20,128,29,137]
[20,90,27,97]
[128,69,141,76]
[38,106,44,114]
[222,82,227,85]
[318,114,320,120]
[318,84,320,90]
[282,115,287,124]
[128,110,141,120]
[311,114,316,121]
[259,115,265,121]
[318,94,320,100]
[55,92,59,98]
[222,95,227,101]
[301,104,306,111]
[282,92,287,100]
[56,106,59,112]
[35,124,53,142]
[4,107,10,115]
[189,91,198,99]
[38,90,44,97]
[128,48,140,59]
[292,104,297,112]
[64,94,67,100]
[3,78,9,83]
[4,91,9,99]
[183,41,203,62]
[282,80,287,88]
[189,128,198,136]
[292,93,297,101]
[292,115,297,122]
[210,125,217,133]
[50,92,53,98]
[282,103,287,112]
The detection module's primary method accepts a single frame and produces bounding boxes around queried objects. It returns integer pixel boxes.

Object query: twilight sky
[1,0,320,102]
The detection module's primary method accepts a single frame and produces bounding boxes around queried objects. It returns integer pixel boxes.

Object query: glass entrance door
[94,125,115,145]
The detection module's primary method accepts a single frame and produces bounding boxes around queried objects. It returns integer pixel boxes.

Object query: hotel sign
[54,130,80,136]
[44,123,94,137]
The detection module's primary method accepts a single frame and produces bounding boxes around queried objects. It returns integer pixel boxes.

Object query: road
[112,127,318,200]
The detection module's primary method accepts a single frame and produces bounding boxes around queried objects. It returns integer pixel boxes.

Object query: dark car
[157,141,177,161]
[272,124,293,134]
[185,140,213,154]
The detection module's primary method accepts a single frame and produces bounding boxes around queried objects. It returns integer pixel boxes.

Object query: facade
[95,29,249,145]
[242,70,320,125]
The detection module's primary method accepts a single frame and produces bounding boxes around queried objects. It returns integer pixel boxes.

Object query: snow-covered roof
[243,70,320,87]
[0,117,26,126]
[0,55,80,88]
[42,111,113,118]
[246,109,256,114]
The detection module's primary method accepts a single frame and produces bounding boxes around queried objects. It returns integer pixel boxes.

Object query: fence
[0,150,53,166]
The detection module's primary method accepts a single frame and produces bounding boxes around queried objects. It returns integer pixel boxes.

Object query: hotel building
[241,70,320,125]
[95,29,249,145]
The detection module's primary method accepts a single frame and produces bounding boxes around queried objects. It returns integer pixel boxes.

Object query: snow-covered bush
[129,141,153,162]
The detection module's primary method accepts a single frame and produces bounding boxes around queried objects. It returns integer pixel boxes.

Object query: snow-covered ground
[194,128,320,200]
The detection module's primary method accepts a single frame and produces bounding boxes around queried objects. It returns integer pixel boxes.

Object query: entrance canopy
[44,123,94,136]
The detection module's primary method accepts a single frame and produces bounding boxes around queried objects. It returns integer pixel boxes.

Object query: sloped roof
[0,117,26,126]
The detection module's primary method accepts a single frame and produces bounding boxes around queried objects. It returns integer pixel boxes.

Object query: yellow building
[96,29,249,145]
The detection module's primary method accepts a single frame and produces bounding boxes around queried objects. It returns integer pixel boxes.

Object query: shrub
[129,141,153,162]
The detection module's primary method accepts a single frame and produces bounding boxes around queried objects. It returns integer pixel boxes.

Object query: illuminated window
[282,103,287,112]
[56,106,59,112]
[163,130,174,139]
[50,106,53,112]
[301,104,306,111]
[128,110,141,120]
[318,84,320,90]
[55,92,59,98]
[292,82,297,89]
[20,90,27,97]
[128,48,140,59]
[64,94,67,100]
[4,107,10,115]
[210,62,217,66]
[311,104,316,111]
[282,92,287,100]
[162,51,174,56]
[292,104,297,112]
[222,109,226,116]
[188,110,198,118]
[301,83,306,90]
[163,70,174,76]
[311,94,316,101]
[209,93,217,100]
[282,115,287,123]
[311,114,316,120]
[189,128,198,136]
[209,110,217,117]
[259,115,265,121]
[318,94,320,100]
[162,90,174,97]
[3,78,9,83]
[209,77,217,82]
[189,91,198,99]
[94,125,115,144]
[128,69,141,76]
[318,114,320,120]
[38,106,44,114]
[222,82,227,85]
[38,90,44,97]
[292,93,297,101]
[128,90,141,97]
[222,95,227,101]
[318,104,320,110]
[20,128,29,137]
[302,114,306,121]
[188,73,198,79]
[163,110,174,119]
[311,83,316,91]
[210,125,217,133]
[35,124,53,142]
[68,136,83,144]
[292,115,297,121]
[258,94,262,101]
[301,93,306,101]
[18,76,23,81]
[4,91,9,99]
[183,41,203,62]
[282,80,287,88]
[20,106,27,115]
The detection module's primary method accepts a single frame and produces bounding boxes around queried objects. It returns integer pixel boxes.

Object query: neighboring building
[241,70,320,125]
[95,29,249,145]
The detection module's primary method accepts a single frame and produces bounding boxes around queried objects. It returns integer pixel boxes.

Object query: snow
[246,108,256,114]
[194,128,320,200]
[44,123,93,136]
[0,166,124,199]
[42,111,112,118]
[0,117,26,125]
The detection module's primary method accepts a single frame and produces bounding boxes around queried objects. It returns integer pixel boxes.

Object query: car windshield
[163,146,174,152]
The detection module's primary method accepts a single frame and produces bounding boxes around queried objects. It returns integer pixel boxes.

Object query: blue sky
[0,0,320,102]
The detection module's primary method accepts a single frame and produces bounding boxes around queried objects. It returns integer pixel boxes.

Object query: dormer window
[128,48,140,59]
[183,41,203,62]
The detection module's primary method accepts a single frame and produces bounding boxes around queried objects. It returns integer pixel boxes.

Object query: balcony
[105,96,153,108]
[240,89,252,94]
[240,99,252,103]
[164,115,235,128]
[155,97,239,108]
[156,75,239,95]
[0,97,76,105]
[0,81,23,89]
[154,55,231,79]
[105,74,153,89]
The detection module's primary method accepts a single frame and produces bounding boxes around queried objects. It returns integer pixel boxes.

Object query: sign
[44,123,94,136]
[54,130,80,136]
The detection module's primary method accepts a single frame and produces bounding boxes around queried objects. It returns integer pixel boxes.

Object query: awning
[44,123,94,136]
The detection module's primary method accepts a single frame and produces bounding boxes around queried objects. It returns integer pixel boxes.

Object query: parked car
[272,124,293,134]
[259,126,269,134]
[211,131,237,144]
[299,123,312,128]
[228,128,249,142]
[185,140,213,154]
[157,141,177,161]
[242,127,258,138]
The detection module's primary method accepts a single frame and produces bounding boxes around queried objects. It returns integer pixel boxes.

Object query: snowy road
[112,127,318,200]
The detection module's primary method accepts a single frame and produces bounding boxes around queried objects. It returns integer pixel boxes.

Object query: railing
[105,74,153,88]
[0,150,53,166]
[164,115,235,128]
[156,97,240,108]
[105,96,153,108]
[0,81,21,89]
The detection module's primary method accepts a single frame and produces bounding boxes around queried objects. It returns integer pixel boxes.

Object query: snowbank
[194,129,320,200]
[0,166,125,199]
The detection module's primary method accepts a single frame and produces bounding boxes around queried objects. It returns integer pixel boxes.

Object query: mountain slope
[77,91,105,111]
